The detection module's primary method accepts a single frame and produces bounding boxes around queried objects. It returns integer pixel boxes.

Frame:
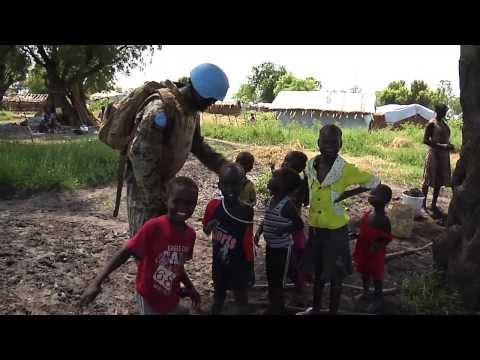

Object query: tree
[432,80,462,116]
[376,79,461,113]
[376,80,410,106]
[234,83,257,102]
[433,46,480,310]
[409,80,434,108]
[21,45,157,127]
[273,73,321,97]
[0,46,30,103]
[21,64,48,94]
[249,62,287,103]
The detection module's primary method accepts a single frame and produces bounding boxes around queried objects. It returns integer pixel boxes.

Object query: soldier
[126,63,230,236]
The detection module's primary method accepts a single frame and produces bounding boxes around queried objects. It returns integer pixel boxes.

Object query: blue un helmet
[190,63,229,101]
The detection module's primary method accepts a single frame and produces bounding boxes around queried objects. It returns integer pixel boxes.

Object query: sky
[115,45,461,100]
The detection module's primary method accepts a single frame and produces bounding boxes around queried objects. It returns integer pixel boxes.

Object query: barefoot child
[79,177,201,315]
[203,164,254,314]
[280,151,309,302]
[353,184,393,313]
[255,167,304,314]
[300,124,380,315]
[236,151,257,207]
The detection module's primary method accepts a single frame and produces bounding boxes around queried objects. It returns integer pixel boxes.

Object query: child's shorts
[212,260,250,293]
[136,292,190,315]
[301,226,353,282]
[266,245,291,289]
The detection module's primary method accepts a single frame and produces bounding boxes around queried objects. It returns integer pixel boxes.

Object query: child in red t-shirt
[203,164,254,315]
[353,184,393,313]
[80,177,201,315]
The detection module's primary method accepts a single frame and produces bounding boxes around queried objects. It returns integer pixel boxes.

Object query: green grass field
[0,111,17,122]
[203,112,462,187]
[0,138,118,191]
[0,111,463,192]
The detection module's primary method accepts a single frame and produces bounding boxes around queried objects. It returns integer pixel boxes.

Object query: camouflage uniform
[125,81,227,236]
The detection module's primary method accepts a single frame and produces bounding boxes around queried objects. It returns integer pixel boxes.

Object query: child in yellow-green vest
[299,124,380,315]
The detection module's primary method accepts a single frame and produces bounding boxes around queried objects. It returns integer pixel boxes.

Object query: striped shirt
[263,197,294,249]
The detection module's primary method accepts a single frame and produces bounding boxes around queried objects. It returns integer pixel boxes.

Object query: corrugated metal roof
[4,94,48,103]
[270,90,375,113]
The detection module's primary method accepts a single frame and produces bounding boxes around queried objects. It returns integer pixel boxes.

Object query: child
[353,184,393,313]
[79,177,201,315]
[255,167,304,314]
[236,151,257,207]
[299,124,380,315]
[203,163,254,315]
[280,151,309,302]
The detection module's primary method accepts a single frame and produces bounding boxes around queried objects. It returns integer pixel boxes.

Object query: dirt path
[0,143,451,315]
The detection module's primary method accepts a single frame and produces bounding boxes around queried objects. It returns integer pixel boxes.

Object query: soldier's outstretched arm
[191,120,229,174]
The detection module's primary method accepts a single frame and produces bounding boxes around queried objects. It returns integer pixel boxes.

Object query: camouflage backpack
[98,80,180,217]
[98,81,168,152]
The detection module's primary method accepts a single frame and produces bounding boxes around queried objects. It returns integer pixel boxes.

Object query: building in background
[270,90,375,128]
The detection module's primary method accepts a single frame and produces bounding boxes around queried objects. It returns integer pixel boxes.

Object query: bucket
[401,192,425,216]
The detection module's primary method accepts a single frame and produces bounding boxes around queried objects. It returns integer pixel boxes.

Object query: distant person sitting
[38,107,50,133]
[47,106,57,133]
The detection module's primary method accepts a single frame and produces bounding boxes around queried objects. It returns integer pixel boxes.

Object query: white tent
[270,90,376,128]
[375,104,434,124]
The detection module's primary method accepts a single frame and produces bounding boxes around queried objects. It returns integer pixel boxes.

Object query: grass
[0,111,17,122]
[203,112,463,187]
[0,138,119,191]
[401,272,466,314]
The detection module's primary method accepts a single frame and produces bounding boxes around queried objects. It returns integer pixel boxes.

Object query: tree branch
[36,45,52,66]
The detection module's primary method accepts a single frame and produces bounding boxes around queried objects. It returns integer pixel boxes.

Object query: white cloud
[115,45,461,99]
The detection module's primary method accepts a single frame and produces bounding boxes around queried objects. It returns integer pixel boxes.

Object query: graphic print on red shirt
[127,215,195,314]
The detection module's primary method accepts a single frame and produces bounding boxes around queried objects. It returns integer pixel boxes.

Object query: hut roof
[270,90,375,114]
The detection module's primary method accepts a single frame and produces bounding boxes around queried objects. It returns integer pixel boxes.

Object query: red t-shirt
[127,215,196,314]
[353,211,393,281]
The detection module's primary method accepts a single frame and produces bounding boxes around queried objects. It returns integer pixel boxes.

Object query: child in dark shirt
[255,167,304,314]
[353,184,393,313]
[203,163,254,315]
[280,151,309,302]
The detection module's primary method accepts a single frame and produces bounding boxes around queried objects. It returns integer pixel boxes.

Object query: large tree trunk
[68,81,98,127]
[46,69,81,127]
[45,67,98,128]
[433,45,480,310]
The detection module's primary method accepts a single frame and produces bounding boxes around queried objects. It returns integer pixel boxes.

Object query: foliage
[234,62,288,103]
[88,98,110,116]
[0,111,17,122]
[273,73,321,97]
[0,46,30,98]
[22,45,157,95]
[402,272,466,314]
[376,79,462,116]
[234,83,257,103]
[20,64,48,93]
[255,171,272,201]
